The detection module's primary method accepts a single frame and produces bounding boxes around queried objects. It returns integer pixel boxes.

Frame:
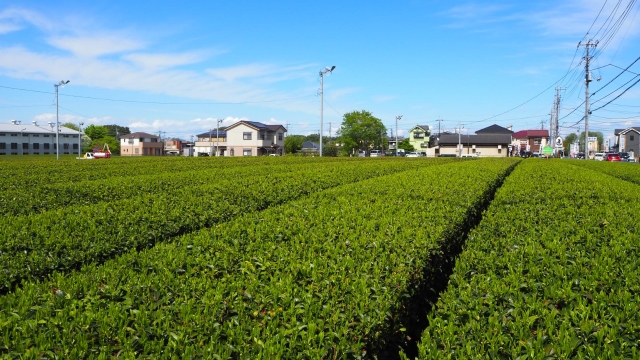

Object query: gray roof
[0,123,80,135]
[617,127,640,135]
[302,141,319,149]
[438,134,512,145]
[120,132,159,139]
[475,124,514,135]
[410,125,430,132]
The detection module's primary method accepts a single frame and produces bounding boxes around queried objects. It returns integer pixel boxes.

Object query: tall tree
[397,138,415,152]
[563,133,578,153]
[284,135,304,154]
[104,125,131,139]
[84,125,108,140]
[337,110,386,155]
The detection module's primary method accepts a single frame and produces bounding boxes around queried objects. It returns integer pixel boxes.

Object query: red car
[605,153,621,162]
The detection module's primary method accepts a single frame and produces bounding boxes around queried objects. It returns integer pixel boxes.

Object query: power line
[591,77,640,112]
[0,84,316,105]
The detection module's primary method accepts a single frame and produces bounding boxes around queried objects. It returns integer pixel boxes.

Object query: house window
[53,144,57,149]
[631,135,635,141]
[135,148,139,154]
[10,134,17,137]
[44,134,49,137]
[230,148,235,156]
[259,132,266,140]
[0,143,5,149]
[44,143,50,149]
[533,138,541,145]
[33,134,39,137]
[73,144,78,150]
[22,143,29,149]
[243,132,252,140]
[33,143,39,149]
[498,148,502,154]
[472,148,476,153]
[243,148,251,156]
[63,143,69,150]
[278,132,283,141]
[0,133,4,136]
[414,132,424,139]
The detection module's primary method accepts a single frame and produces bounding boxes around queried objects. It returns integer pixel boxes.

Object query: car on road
[369,150,382,157]
[577,152,585,159]
[405,152,420,158]
[358,150,367,157]
[605,153,621,162]
[594,153,605,161]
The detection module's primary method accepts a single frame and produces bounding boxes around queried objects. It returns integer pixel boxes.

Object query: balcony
[413,134,425,139]
[420,143,429,148]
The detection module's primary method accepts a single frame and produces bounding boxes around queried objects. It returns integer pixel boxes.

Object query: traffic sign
[555,136,563,147]
[542,145,553,156]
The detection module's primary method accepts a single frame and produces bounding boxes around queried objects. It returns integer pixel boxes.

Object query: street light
[78,122,84,158]
[54,80,70,160]
[216,119,223,156]
[395,115,402,156]
[319,65,335,157]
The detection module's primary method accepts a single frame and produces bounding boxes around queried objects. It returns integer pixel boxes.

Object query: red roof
[513,130,548,139]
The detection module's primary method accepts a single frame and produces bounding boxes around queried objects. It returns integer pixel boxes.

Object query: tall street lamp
[319,66,335,157]
[216,119,223,156]
[54,80,70,160]
[78,122,84,158]
[395,115,402,156]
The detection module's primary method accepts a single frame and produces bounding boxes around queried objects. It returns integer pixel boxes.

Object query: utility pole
[457,121,464,157]
[284,122,289,156]
[54,80,70,160]
[190,135,194,157]
[395,115,402,155]
[216,119,223,156]
[436,118,443,136]
[209,128,213,156]
[551,87,565,154]
[579,37,598,160]
[319,66,336,157]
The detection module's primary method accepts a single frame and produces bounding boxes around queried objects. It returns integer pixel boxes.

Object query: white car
[369,150,382,157]
[594,153,605,161]
[405,152,420,158]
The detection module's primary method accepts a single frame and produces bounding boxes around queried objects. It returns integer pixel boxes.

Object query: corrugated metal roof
[120,132,159,139]
[438,134,512,145]
[0,123,80,135]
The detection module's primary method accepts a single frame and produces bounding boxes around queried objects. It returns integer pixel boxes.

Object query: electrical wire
[0,85,316,105]
[591,77,640,112]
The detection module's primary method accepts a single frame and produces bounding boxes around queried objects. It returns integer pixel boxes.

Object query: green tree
[563,133,578,153]
[337,110,386,155]
[397,138,415,152]
[104,124,131,139]
[90,136,120,155]
[84,125,108,140]
[61,123,79,131]
[322,143,339,157]
[284,135,304,154]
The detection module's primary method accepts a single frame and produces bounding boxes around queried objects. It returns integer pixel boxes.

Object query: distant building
[193,121,287,156]
[408,125,431,154]
[120,132,163,156]
[164,140,183,156]
[301,141,319,155]
[0,120,81,156]
[512,129,549,154]
[616,127,640,160]
[433,124,513,157]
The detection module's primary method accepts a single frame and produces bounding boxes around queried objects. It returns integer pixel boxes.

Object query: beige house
[433,124,513,157]
[120,132,163,156]
[194,121,286,156]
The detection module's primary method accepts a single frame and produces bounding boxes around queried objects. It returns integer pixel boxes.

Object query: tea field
[0,156,638,359]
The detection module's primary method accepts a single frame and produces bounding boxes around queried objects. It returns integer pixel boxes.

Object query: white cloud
[0,8,53,32]
[47,34,144,58]
[124,52,208,69]
[0,22,21,34]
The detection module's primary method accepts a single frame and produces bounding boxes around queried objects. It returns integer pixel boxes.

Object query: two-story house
[616,127,640,160]
[512,129,549,154]
[120,132,163,156]
[193,121,287,156]
[407,125,431,154]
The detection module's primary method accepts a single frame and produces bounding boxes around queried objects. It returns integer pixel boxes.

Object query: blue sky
[0,0,638,143]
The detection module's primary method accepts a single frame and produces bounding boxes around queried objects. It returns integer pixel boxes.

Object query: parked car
[594,153,605,161]
[438,153,457,157]
[461,153,478,158]
[605,153,621,162]
[576,152,585,159]
[358,150,367,157]
[369,150,382,157]
[405,152,420,158]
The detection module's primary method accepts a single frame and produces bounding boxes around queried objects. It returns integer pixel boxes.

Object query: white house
[0,120,81,156]
[194,121,287,156]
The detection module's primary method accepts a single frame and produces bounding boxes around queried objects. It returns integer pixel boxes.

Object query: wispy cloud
[47,34,145,58]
